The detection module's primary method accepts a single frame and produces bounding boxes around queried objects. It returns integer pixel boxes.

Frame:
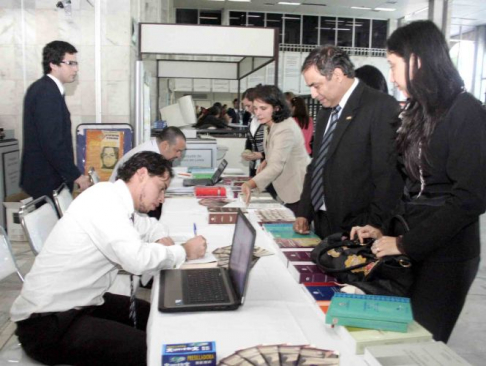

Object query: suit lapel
[325,82,365,161]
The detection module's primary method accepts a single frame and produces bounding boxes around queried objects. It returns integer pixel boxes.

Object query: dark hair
[387,20,464,179]
[284,91,296,101]
[42,40,77,75]
[253,85,291,123]
[213,102,223,109]
[355,65,388,93]
[301,45,355,79]
[290,97,310,129]
[242,87,257,102]
[154,126,186,145]
[117,151,173,182]
[195,106,222,128]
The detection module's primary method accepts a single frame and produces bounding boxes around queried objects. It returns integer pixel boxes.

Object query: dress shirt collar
[114,179,135,218]
[47,74,65,96]
[336,78,359,117]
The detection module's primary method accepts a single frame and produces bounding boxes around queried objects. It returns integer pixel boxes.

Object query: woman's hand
[241,182,253,205]
[256,160,267,174]
[371,236,401,258]
[350,225,383,243]
[241,151,263,161]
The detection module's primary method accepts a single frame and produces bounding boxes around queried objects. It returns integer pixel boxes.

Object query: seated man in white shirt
[10,151,207,366]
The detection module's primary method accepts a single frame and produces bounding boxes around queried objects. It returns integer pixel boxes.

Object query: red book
[194,186,226,198]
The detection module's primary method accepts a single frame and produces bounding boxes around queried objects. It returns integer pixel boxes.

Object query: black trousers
[313,210,332,239]
[411,257,479,343]
[15,293,150,366]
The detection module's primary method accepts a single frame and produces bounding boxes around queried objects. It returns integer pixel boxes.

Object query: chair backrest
[88,166,100,184]
[19,196,59,256]
[0,226,24,282]
[53,183,73,217]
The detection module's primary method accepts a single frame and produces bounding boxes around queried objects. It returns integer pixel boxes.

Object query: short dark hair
[154,126,186,145]
[42,40,77,75]
[355,65,388,93]
[253,85,291,123]
[117,151,174,182]
[301,45,355,79]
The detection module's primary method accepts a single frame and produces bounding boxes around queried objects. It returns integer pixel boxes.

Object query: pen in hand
[193,223,198,236]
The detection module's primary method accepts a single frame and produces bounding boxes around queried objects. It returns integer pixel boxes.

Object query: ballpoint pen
[193,223,198,236]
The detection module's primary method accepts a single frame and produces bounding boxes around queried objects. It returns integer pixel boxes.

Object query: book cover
[194,186,226,198]
[326,293,413,332]
[85,130,124,181]
[208,212,238,224]
[283,250,313,265]
[278,345,304,366]
[297,347,339,365]
[254,208,295,224]
[287,264,336,284]
[363,341,472,366]
[305,285,341,302]
[263,223,320,240]
[236,346,267,365]
[334,320,433,354]
[162,341,216,366]
[275,238,321,249]
[257,345,280,366]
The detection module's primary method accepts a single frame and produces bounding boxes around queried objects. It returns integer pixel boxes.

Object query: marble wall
[0,0,165,151]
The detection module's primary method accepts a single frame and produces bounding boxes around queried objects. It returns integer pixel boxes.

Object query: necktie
[310,105,342,211]
[129,214,137,328]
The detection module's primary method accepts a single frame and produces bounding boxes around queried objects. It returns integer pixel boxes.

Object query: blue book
[326,293,413,333]
[306,286,341,301]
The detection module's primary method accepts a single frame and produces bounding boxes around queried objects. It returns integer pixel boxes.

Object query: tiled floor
[1,221,485,364]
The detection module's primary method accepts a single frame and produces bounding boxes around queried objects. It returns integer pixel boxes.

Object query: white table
[147,198,365,365]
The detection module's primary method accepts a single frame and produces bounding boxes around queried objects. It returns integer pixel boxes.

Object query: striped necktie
[129,214,137,328]
[310,105,341,211]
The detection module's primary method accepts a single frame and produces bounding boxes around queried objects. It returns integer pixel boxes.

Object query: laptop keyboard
[183,269,231,304]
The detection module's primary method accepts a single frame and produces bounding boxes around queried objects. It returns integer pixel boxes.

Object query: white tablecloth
[147,198,365,365]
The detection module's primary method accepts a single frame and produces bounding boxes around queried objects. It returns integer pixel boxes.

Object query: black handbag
[310,227,413,297]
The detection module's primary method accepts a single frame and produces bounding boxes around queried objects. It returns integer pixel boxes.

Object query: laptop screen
[228,210,256,300]
[210,159,228,184]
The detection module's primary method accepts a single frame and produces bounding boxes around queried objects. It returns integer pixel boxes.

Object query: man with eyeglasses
[20,40,91,201]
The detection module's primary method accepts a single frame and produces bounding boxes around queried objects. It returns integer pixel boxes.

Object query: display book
[326,293,414,332]
[262,223,321,251]
[301,282,341,314]
[207,207,248,224]
[363,341,472,366]
[194,186,227,198]
[334,320,432,354]
[218,344,339,366]
[161,341,216,366]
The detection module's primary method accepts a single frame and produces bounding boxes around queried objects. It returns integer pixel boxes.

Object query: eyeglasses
[60,60,79,67]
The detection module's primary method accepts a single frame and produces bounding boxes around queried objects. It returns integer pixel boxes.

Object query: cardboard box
[3,192,32,241]
[162,341,216,366]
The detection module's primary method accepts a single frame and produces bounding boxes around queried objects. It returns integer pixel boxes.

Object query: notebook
[158,209,256,312]
[182,159,228,187]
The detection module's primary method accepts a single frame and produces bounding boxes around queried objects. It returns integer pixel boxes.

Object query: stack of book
[218,344,339,365]
[302,282,341,314]
[363,341,472,366]
[253,208,296,224]
[326,293,414,332]
[207,207,247,224]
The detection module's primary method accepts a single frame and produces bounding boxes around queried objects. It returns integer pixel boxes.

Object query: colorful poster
[85,130,124,181]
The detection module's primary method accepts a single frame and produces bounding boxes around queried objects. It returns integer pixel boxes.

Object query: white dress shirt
[10,180,185,322]
[109,138,160,182]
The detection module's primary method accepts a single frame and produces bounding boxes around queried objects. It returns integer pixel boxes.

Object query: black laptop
[182,159,228,187]
[158,209,256,312]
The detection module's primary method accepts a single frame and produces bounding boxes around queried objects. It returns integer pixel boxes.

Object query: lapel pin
[346,116,353,121]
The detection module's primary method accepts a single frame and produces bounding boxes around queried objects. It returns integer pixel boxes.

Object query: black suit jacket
[20,75,81,199]
[297,81,403,236]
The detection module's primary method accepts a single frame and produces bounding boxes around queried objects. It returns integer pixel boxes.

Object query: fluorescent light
[199,16,219,20]
[266,19,281,22]
[247,15,262,18]
[351,6,371,10]
[375,7,396,12]
[228,0,251,2]
[282,16,301,20]
[278,2,301,5]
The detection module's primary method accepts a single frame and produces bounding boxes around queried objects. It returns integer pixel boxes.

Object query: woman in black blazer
[352,20,486,343]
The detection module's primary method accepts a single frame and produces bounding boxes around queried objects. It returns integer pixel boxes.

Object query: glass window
[248,12,264,27]
[176,9,198,25]
[302,16,318,45]
[372,20,388,49]
[354,18,370,48]
[266,13,283,44]
[337,17,353,47]
[229,11,246,26]
[284,15,301,44]
[320,17,336,46]
[199,10,221,25]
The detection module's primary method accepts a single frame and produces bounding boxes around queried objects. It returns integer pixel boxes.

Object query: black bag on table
[310,216,413,297]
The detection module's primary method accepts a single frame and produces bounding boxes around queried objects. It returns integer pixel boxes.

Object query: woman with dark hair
[290,96,314,155]
[194,105,229,129]
[355,65,388,93]
[241,85,310,214]
[241,87,265,176]
[351,20,486,343]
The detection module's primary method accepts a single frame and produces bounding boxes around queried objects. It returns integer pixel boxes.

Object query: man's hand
[75,175,92,192]
[183,235,207,260]
[293,217,310,234]
[156,237,175,246]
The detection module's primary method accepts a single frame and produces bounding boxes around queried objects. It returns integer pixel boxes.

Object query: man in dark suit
[21,40,91,200]
[294,46,402,239]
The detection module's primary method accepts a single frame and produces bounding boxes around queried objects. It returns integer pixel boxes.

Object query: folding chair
[19,196,59,256]
[53,183,73,217]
